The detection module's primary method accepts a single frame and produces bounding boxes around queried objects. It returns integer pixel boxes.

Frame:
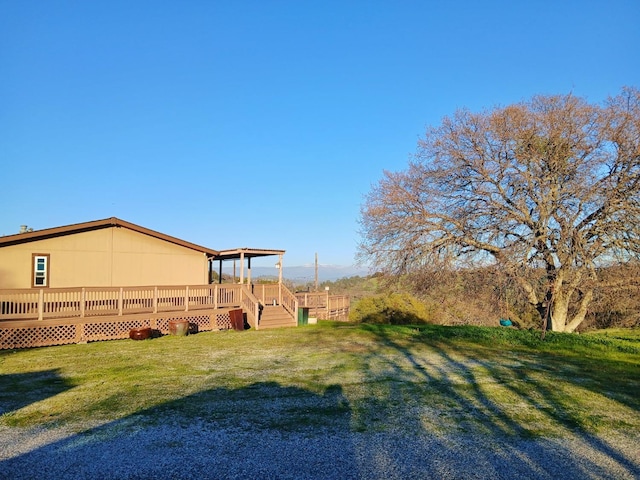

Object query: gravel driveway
[1,420,638,479]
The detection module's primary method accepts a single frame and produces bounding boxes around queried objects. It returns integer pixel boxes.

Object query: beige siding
[0,247,33,288]
[0,227,208,288]
[110,228,207,286]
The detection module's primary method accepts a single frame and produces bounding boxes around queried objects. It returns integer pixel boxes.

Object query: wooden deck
[0,284,351,350]
[0,283,299,349]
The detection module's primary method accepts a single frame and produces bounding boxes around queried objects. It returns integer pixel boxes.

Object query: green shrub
[349,292,434,325]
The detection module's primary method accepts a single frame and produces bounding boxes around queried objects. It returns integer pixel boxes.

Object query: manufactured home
[0,218,304,349]
[0,218,220,289]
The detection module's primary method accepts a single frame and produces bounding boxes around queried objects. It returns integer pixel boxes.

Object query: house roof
[0,217,220,257]
[215,247,286,261]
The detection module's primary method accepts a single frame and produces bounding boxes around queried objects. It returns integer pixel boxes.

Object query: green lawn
[1,323,638,437]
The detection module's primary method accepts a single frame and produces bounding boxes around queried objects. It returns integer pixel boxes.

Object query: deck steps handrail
[249,283,298,322]
[239,285,260,330]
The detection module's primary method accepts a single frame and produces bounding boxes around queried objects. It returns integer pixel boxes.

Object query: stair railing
[239,285,261,330]
[279,284,298,321]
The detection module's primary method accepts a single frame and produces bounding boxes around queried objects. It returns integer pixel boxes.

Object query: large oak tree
[359,88,640,332]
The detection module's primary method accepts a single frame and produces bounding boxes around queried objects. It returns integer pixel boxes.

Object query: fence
[295,292,350,320]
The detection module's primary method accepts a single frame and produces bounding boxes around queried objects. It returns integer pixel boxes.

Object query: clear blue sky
[1,1,638,268]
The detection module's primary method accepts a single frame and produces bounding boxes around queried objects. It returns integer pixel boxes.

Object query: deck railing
[0,283,309,350]
[239,286,260,329]
[250,283,298,320]
[296,292,350,320]
[251,284,280,305]
[0,284,250,322]
[326,295,350,320]
[280,286,298,319]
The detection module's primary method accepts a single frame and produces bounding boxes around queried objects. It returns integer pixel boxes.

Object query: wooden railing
[251,284,280,306]
[239,285,260,330]
[326,295,350,320]
[296,292,350,320]
[0,283,304,332]
[0,284,308,349]
[0,284,250,322]
[250,283,298,319]
[280,286,298,319]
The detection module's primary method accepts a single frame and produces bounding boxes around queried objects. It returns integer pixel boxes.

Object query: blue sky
[1,1,638,269]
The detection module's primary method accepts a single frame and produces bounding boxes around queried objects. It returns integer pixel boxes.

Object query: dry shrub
[349,292,435,325]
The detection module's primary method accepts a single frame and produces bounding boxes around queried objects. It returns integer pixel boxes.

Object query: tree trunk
[520,270,593,334]
[565,289,593,333]
[542,287,593,333]
[551,295,569,332]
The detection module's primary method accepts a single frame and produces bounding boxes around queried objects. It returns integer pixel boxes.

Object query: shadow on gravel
[0,369,75,416]
[0,382,357,479]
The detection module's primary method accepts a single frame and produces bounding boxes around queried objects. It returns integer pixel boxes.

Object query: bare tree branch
[359,87,640,332]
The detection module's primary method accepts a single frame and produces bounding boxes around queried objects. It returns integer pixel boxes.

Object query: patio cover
[212,248,285,284]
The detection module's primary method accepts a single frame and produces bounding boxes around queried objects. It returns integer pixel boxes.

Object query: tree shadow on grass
[357,324,640,479]
[0,369,76,417]
[1,326,639,479]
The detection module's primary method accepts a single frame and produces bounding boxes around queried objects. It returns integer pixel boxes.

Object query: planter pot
[129,327,152,340]
[168,320,190,336]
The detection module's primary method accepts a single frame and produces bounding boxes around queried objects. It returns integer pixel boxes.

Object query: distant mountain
[222,264,371,283]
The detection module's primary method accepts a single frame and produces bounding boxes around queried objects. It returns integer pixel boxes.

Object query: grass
[1,322,638,438]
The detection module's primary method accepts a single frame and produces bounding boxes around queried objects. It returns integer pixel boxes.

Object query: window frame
[31,253,50,288]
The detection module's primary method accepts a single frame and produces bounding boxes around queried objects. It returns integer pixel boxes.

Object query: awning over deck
[211,248,286,284]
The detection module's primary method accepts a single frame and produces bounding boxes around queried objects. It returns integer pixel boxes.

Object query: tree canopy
[359,87,640,332]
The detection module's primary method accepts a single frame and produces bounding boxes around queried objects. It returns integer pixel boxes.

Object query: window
[32,254,50,288]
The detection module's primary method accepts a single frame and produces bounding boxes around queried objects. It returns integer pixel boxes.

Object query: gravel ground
[1,420,638,480]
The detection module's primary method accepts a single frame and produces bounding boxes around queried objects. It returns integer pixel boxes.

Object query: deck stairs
[259,305,297,329]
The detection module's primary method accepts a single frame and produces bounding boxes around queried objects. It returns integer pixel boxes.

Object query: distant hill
[222,264,371,283]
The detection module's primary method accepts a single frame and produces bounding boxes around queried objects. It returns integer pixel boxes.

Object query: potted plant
[168,319,189,336]
[129,327,152,340]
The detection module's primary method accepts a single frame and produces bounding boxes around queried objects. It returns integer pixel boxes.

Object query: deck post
[81,288,86,317]
[118,288,123,316]
[326,288,330,319]
[153,286,158,313]
[38,289,43,320]
[185,286,189,312]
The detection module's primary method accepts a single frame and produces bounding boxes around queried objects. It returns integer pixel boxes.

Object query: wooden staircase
[259,305,297,329]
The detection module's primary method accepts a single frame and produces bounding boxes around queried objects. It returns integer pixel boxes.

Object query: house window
[32,254,50,288]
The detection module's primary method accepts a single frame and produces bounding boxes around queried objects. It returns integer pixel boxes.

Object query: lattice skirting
[0,324,78,349]
[1,310,240,350]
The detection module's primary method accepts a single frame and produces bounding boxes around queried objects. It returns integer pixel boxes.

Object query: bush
[349,292,434,325]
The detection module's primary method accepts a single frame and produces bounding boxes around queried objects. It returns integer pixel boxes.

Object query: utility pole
[315,252,318,292]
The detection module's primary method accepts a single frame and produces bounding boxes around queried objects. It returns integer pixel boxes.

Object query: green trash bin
[298,307,309,326]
